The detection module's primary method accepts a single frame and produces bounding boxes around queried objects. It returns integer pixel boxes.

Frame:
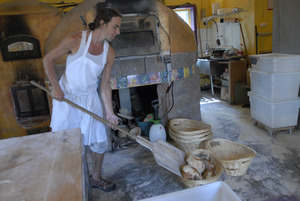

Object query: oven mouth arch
[1,34,42,61]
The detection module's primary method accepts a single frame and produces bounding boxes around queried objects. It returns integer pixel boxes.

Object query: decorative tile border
[111,64,196,89]
[127,75,140,87]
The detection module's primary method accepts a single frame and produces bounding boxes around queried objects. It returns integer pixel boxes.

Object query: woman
[43,7,122,192]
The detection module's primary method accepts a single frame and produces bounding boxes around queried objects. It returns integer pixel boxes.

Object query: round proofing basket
[206,138,257,176]
[179,149,223,188]
[169,129,212,141]
[169,129,213,153]
[169,118,211,136]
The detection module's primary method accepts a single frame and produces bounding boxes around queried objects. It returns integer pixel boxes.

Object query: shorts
[89,141,108,154]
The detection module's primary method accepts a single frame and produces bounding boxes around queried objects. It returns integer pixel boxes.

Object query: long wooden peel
[31,80,186,177]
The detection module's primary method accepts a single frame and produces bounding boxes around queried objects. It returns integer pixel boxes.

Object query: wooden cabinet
[226,59,248,104]
[201,58,248,104]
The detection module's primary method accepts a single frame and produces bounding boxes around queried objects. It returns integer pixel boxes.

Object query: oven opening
[130,84,158,117]
[10,82,50,119]
[1,34,42,61]
[112,30,160,57]
[113,31,155,49]
[111,13,160,58]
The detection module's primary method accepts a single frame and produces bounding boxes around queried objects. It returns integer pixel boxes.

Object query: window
[171,4,197,42]
[173,8,192,29]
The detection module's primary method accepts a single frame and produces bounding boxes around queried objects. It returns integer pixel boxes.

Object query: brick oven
[45,0,201,130]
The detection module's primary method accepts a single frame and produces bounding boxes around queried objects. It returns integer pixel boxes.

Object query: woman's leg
[90,151,116,191]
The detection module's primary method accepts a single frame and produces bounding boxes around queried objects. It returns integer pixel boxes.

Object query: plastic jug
[149,120,166,143]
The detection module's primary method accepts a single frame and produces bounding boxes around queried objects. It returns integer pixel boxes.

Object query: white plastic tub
[139,181,242,201]
[249,53,300,73]
[248,92,300,128]
[249,69,300,101]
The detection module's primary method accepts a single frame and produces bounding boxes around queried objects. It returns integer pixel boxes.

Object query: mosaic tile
[116,76,128,88]
[127,75,140,87]
[160,71,169,83]
[149,72,161,84]
[171,70,178,81]
[178,68,185,79]
[190,65,194,75]
[111,65,196,89]
[139,74,150,85]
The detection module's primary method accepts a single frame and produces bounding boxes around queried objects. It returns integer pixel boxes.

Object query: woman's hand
[106,113,119,130]
[51,87,64,102]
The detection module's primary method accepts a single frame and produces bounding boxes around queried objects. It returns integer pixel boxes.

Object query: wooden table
[0,128,89,201]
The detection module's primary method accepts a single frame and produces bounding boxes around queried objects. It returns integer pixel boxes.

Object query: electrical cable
[157,80,172,107]
[160,81,174,121]
[142,14,171,84]
[143,14,171,56]
[141,14,174,119]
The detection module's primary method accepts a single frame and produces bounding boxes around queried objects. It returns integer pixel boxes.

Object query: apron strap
[83,31,93,56]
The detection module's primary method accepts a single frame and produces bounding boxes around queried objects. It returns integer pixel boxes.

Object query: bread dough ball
[202,159,215,170]
[203,168,216,179]
[186,155,206,174]
[181,165,202,180]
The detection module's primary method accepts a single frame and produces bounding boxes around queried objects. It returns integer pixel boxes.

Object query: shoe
[90,176,116,192]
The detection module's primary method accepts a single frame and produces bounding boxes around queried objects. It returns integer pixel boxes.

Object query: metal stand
[252,118,294,136]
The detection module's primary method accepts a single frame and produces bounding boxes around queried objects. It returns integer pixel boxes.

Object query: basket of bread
[206,138,257,176]
[179,149,223,188]
[169,118,213,153]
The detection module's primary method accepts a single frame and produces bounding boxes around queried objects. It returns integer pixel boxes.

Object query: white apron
[51,31,109,146]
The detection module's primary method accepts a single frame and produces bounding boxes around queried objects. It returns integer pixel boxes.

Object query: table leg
[210,75,214,95]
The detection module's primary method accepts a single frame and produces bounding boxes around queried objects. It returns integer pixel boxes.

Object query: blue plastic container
[135,116,154,137]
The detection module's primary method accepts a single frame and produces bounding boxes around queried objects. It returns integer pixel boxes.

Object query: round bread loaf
[202,159,215,170]
[186,155,206,174]
[180,165,202,180]
[202,168,215,179]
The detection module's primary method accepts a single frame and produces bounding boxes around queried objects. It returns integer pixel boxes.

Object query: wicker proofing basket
[179,149,223,188]
[206,138,257,176]
[169,129,212,141]
[169,128,213,153]
[169,118,211,136]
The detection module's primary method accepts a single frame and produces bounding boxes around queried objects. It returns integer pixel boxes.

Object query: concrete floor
[88,90,300,201]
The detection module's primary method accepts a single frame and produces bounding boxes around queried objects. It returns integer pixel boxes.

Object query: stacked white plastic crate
[248,53,300,135]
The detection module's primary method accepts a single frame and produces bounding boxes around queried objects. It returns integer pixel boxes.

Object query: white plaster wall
[197,22,241,57]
